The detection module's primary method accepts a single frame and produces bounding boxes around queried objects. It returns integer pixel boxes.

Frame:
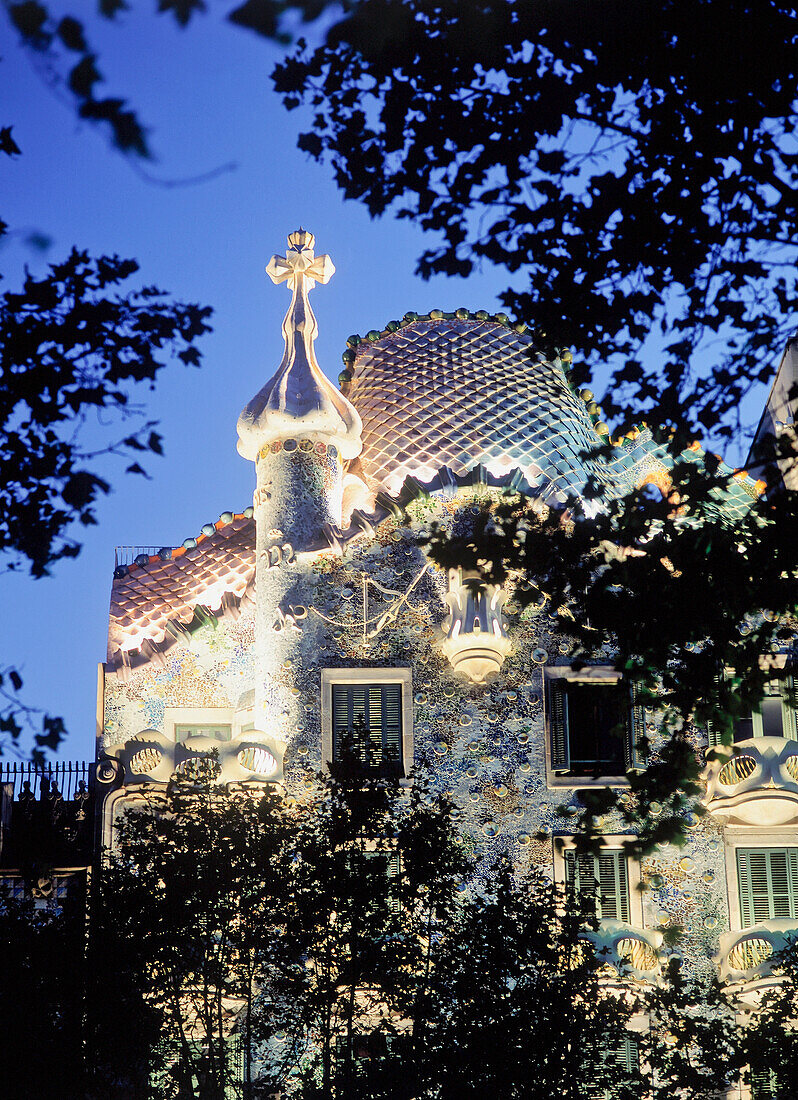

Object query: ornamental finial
[265,228,335,293]
[237,231,361,461]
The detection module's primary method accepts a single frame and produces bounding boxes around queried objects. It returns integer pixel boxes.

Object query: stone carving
[108,726,281,786]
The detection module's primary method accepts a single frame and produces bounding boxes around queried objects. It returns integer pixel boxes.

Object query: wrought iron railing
[0,760,92,802]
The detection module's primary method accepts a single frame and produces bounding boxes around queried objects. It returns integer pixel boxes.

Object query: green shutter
[781,674,797,740]
[750,1065,781,1099]
[549,679,570,771]
[565,850,630,923]
[737,847,798,926]
[381,684,402,766]
[597,852,630,923]
[332,683,403,774]
[706,671,726,748]
[626,684,646,769]
[583,1035,638,1098]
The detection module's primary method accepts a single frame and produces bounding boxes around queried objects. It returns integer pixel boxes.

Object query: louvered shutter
[597,851,630,923]
[626,684,646,769]
[781,674,797,740]
[381,684,402,768]
[737,848,798,926]
[367,686,384,765]
[750,1066,780,1099]
[565,850,630,923]
[549,679,570,771]
[332,683,403,774]
[332,684,349,761]
[706,671,726,748]
[583,1035,638,1098]
[388,850,401,913]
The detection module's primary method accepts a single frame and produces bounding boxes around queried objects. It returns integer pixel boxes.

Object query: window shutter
[367,686,384,765]
[565,850,630,924]
[750,1066,780,1099]
[381,684,402,765]
[548,679,570,771]
[706,671,726,748]
[597,851,630,923]
[332,682,403,773]
[583,1035,638,1098]
[626,684,646,769]
[782,674,797,741]
[738,848,798,926]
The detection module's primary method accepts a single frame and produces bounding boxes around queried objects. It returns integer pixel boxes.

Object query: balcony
[704,737,798,826]
[580,918,663,984]
[716,920,798,997]
[107,728,280,786]
[440,568,512,684]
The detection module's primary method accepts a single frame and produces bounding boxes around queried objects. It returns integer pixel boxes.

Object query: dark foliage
[274,0,798,445]
[0,249,210,751]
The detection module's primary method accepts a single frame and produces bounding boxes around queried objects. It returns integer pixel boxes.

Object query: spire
[237,229,362,461]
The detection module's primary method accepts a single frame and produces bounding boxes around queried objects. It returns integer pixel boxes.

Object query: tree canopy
[90,759,748,1098]
[1,12,212,753]
[274,0,798,445]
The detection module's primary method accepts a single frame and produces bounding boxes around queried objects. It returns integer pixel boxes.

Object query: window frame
[544,667,645,788]
[552,835,644,928]
[163,706,235,743]
[321,668,413,780]
[707,665,797,748]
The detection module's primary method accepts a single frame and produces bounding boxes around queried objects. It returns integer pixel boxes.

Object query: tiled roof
[108,514,255,660]
[345,316,646,501]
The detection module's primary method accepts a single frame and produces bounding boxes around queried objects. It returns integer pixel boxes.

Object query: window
[750,1065,786,1100]
[553,837,643,927]
[321,669,413,778]
[334,1033,408,1098]
[546,672,645,781]
[735,676,797,743]
[737,847,798,926]
[174,724,232,743]
[164,707,235,744]
[564,850,631,923]
[333,683,402,775]
[583,1035,639,1098]
[363,846,401,913]
[707,673,797,747]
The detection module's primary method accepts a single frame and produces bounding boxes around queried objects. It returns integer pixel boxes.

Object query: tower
[236,230,362,753]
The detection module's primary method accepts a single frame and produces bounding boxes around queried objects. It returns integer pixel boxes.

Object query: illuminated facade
[91,232,795,1099]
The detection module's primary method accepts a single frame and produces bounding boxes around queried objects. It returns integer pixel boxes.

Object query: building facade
[92,231,795,1098]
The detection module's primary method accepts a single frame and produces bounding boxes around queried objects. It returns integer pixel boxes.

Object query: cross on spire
[266,228,334,292]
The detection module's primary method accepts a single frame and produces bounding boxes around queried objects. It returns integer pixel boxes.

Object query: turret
[237,229,362,548]
[236,230,362,750]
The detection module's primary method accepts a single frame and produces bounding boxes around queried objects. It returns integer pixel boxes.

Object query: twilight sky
[1,7,777,761]
[1,7,514,760]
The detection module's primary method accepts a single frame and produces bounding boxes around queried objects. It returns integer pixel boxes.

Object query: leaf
[0,126,22,157]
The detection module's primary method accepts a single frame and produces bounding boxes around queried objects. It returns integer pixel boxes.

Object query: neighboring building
[89,231,793,1098]
[0,759,94,910]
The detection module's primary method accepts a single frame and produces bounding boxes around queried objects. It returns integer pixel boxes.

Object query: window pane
[566,683,628,775]
[760,695,785,739]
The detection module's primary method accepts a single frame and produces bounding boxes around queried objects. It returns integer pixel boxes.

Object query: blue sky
[1,7,515,760]
[2,7,781,761]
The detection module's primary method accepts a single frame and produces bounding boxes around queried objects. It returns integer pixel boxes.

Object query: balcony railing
[716,920,798,989]
[580,918,663,984]
[106,728,280,787]
[705,736,798,826]
[713,919,796,998]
